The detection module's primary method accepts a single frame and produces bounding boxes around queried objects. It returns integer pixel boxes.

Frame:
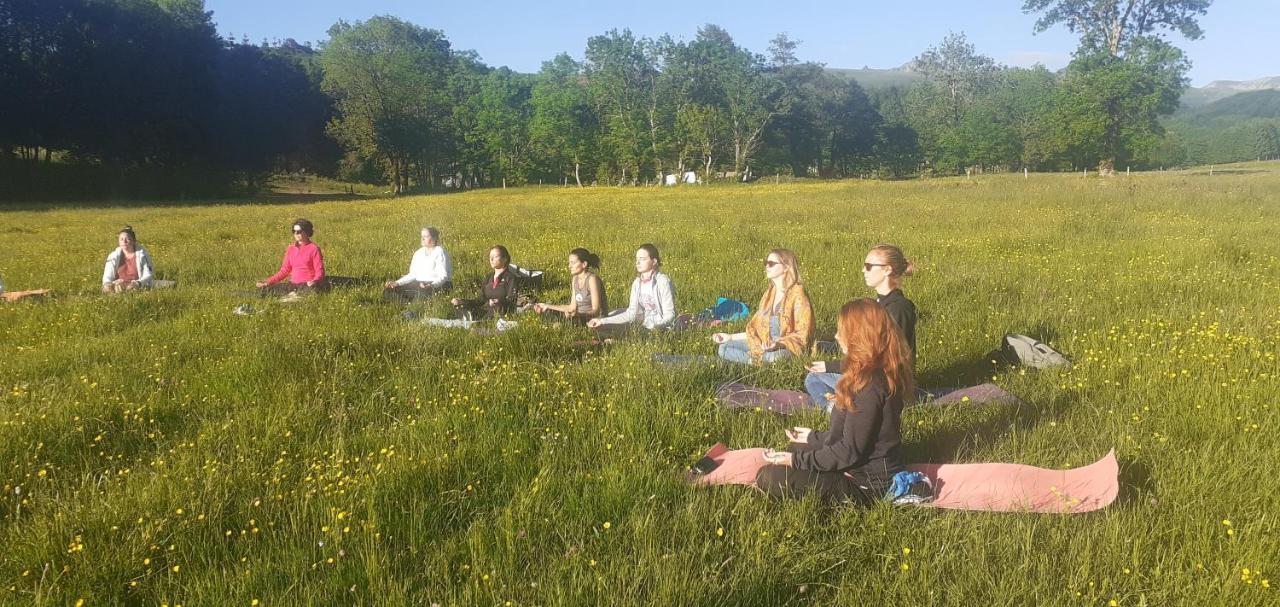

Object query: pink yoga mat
[695,448,1119,514]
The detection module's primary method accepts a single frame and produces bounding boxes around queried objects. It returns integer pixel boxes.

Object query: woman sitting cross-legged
[804,243,917,410]
[383,226,452,302]
[533,247,606,325]
[256,218,327,297]
[755,298,914,504]
[711,248,814,365]
[450,245,520,320]
[102,225,154,293]
[586,244,675,340]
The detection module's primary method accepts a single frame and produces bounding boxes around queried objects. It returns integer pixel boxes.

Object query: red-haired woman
[756,298,914,503]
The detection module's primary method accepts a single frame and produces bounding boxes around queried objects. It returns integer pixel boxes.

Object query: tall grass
[1,164,1278,605]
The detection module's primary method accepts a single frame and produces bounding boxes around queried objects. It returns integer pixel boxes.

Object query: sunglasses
[764,260,784,268]
[863,262,889,271]
[292,228,304,234]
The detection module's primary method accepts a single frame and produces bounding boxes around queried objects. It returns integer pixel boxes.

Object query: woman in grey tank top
[533,248,606,325]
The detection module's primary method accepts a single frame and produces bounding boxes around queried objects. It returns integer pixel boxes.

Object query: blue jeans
[804,372,842,412]
[718,340,791,365]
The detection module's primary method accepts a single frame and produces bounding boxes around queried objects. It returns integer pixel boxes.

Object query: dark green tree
[1024,0,1211,173]
[583,29,655,185]
[530,54,597,187]
[1049,38,1188,172]
[471,67,534,186]
[321,16,453,194]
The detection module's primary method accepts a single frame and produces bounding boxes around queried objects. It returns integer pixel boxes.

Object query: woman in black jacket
[757,298,915,504]
[450,245,520,320]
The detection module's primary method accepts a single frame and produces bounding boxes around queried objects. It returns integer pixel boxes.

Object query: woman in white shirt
[384,226,453,302]
[587,243,675,339]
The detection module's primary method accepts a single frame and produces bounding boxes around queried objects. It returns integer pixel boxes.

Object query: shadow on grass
[917,354,1000,392]
[1114,457,1156,508]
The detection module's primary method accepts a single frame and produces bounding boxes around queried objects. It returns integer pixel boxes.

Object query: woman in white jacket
[102,226,154,293]
[587,243,675,339]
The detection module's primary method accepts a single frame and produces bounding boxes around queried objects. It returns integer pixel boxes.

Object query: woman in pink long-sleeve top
[256,218,328,296]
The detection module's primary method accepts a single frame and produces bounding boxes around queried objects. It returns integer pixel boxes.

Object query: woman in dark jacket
[450,245,520,320]
[757,298,915,504]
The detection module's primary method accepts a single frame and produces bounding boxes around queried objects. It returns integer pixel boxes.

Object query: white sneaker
[496,319,518,332]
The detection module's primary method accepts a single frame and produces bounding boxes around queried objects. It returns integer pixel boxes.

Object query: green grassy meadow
[1,165,1278,605]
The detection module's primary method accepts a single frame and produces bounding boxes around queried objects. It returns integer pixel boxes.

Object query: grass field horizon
[2,164,1278,605]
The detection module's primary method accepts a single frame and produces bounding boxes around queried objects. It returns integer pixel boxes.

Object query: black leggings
[259,279,329,297]
[755,443,891,504]
[540,309,592,326]
[383,281,452,303]
[754,465,884,505]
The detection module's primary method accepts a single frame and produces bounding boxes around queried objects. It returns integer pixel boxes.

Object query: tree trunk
[574,162,582,188]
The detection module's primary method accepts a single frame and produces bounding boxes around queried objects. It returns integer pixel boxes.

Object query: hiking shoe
[401,309,420,321]
[233,304,255,316]
[496,318,518,332]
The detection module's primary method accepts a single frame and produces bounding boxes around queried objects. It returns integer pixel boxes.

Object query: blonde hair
[757,248,801,317]
[869,243,914,278]
[767,248,801,289]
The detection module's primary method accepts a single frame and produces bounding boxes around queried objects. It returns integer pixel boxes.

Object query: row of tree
[0,0,335,198]
[0,0,1218,199]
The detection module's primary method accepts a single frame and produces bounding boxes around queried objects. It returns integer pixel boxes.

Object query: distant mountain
[1180,76,1280,108]
[829,63,1280,113]
[1175,89,1280,121]
[827,64,921,90]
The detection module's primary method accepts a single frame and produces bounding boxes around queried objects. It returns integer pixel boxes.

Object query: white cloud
[1003,50,1071,70]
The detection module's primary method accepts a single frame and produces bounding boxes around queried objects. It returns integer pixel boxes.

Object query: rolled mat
[694,447,1119,514]
[717,382,1024,415]
[716,383,815,415]
[927,383,1023,406]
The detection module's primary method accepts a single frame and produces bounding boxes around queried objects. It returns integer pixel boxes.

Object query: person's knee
[804,372,826,393]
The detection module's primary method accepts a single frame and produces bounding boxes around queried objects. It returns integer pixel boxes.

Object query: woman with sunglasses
[533,247,606,325]
[256,218,328,296]
[102,225,154,293]
[711,248,814,364]
[756,298,913,503]
[804,243,916,410]
[587,244,674,339]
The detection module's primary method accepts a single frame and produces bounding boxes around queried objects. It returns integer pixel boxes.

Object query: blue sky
[205,0,1278,86]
